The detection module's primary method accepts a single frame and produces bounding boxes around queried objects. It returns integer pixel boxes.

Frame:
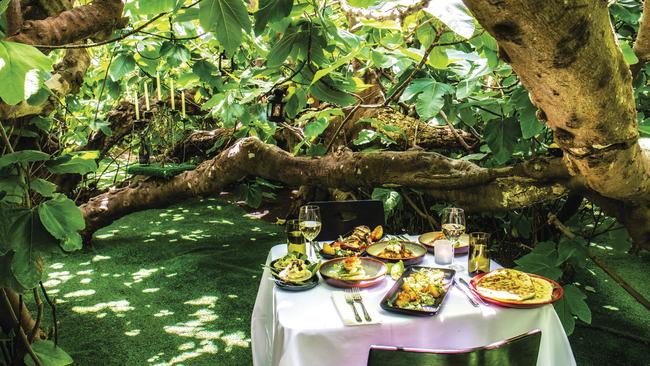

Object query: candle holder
[267,88,287,122]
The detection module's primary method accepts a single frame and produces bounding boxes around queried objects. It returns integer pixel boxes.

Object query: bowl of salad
[268,252,319,291]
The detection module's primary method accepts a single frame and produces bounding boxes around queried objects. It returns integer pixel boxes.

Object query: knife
[458,278,487,306]
[453,279,478,307]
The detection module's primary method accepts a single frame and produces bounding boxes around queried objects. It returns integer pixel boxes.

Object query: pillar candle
[144,81,150,111]
[134,90,140,120]
[170,79,175,110]
[156,71,162,100]
[181,91,186,118]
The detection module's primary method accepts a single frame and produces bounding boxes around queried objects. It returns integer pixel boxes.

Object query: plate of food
[468,268,563,308]
[320,225,383,259]
[366,238,427,265]
[418,231,470,254]
[380,266,455,316]
[319,256,387,288]
[267,253,319,291]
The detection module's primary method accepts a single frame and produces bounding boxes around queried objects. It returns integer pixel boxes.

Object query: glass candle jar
[434,239,454,265]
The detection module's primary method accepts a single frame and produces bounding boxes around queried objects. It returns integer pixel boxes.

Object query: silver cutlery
[453,278,479,307]
[344,289,362,322]
[458,277,488,306]
[351,288,372,322]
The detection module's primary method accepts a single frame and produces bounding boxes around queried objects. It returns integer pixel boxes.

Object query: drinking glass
[286,219,306,255]
[299,205,322,260]
[468,232,491,277]
[441,207,466,271]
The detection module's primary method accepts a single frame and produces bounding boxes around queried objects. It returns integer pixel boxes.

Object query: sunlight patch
[72,300,134,314]
[76,270,93,275]
[603,305,619,311]
[227,295,238,299]
[50,263,65,269]
[165,273,178,278]
[143,288,160,293]
[154,310,174,317]
[166,229,179,234]
[190,309,218,322]
[132,268,159,281]
[221,331,250,351]
[184,296,218,308]
[125,329,141,336]
[178,342,195,351]
[64,289,96,298]
[80,278,92,284]
[95,233,114,239]
[92,255,111,262]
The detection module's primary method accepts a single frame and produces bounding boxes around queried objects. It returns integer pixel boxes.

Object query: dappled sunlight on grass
[71,300,135,314]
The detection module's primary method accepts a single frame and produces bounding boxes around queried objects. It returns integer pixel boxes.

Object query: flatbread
[518,277,554,304]
[475,269,536,301]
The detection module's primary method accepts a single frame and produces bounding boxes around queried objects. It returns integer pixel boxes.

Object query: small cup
[286,220,306,256]
[468,232,490,276]
[434,239,454,265]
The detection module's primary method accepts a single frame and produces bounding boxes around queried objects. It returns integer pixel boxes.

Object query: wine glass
[441,207,466,271]
[299,205,322,261]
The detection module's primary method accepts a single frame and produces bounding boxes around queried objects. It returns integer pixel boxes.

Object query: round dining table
[251,238,576,366]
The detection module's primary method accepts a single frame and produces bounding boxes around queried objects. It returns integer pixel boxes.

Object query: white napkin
[331,291,382,326]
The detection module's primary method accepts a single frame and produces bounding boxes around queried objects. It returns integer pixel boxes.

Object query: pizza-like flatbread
[518,277,554,304]
[475,268,536,301]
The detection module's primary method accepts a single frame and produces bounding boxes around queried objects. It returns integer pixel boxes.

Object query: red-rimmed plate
[468,272,564,308]
[418,232,470,254]
[319,257,387,288]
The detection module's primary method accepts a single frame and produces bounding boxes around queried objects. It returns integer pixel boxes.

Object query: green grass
[31,198,650,366]
[37,197,282,366]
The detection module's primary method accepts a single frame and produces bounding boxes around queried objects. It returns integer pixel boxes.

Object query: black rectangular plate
[380,266,456,316]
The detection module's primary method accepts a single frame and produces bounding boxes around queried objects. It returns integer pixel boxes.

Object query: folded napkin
[331,291,382,326]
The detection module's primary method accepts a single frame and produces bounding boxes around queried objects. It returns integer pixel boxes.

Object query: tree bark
[463,0,650,202]
[80,136,577,238]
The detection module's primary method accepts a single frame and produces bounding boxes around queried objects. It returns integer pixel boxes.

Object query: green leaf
[304,118,329,141]
[563,284,591,324]
[415,84,446,120]
[266,32,299,68]
[108,54,136,82]
[353,129,380,145]
[371,188,401,217]
[484,118,521,163]
[46,152,98,175]
[25,340,73,366]
[130,0,176,15]
[161,42,191,67]
[424,0,475,39]
[254,0,292,35]
[199,0,251,55]
[620,42,639,65]
[0,41,53,105]
[346,0,381,7]
[514,252,563,280]
[0,150,50,169]
[0,0,9,15]
[553,293,575,335]
[511,86,544,139]
[38,194,85,252]
[310,79,355,106]
[30,179,57,197]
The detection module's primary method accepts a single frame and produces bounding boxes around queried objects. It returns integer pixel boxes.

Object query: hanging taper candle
[144,81,150,111]
[170,78,175,110]
[181,91,186,118]
[156,71,162,100]
[134,89,140,120]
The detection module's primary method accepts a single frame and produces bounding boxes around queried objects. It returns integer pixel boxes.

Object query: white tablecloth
[251,242,576,366]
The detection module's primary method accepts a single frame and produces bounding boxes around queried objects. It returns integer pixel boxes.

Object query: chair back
[367,329,541,366]
[308,200,385,241]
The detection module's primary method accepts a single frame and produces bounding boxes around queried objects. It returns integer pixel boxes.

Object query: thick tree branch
[463,0,650,202]
[80,137,576,237]
[6,0,125,46]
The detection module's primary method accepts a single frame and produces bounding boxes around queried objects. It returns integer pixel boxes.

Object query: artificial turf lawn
[36,197,282,366]
[29,198,650,365]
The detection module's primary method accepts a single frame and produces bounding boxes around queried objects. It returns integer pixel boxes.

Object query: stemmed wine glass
[299,205,322,261]
[441,207,466,271]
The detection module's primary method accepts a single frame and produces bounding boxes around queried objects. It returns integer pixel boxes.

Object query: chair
[308,200,385,241]
[367,329,542,366]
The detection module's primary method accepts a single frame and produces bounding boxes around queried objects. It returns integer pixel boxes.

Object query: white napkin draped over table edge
[331,291,383,326]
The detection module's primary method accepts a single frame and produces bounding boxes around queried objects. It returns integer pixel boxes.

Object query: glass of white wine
[441,207,466,271]
[299,205,322,261]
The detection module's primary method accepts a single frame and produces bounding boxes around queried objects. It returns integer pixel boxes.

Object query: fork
[344,289,362,323]
[351,288,372,322]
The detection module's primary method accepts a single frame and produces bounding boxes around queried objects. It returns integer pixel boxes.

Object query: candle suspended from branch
[156,71,162,100]
[144,81,150,111]
[181,91,186,118]
[170,78,175,110]
[134,89,140,120]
